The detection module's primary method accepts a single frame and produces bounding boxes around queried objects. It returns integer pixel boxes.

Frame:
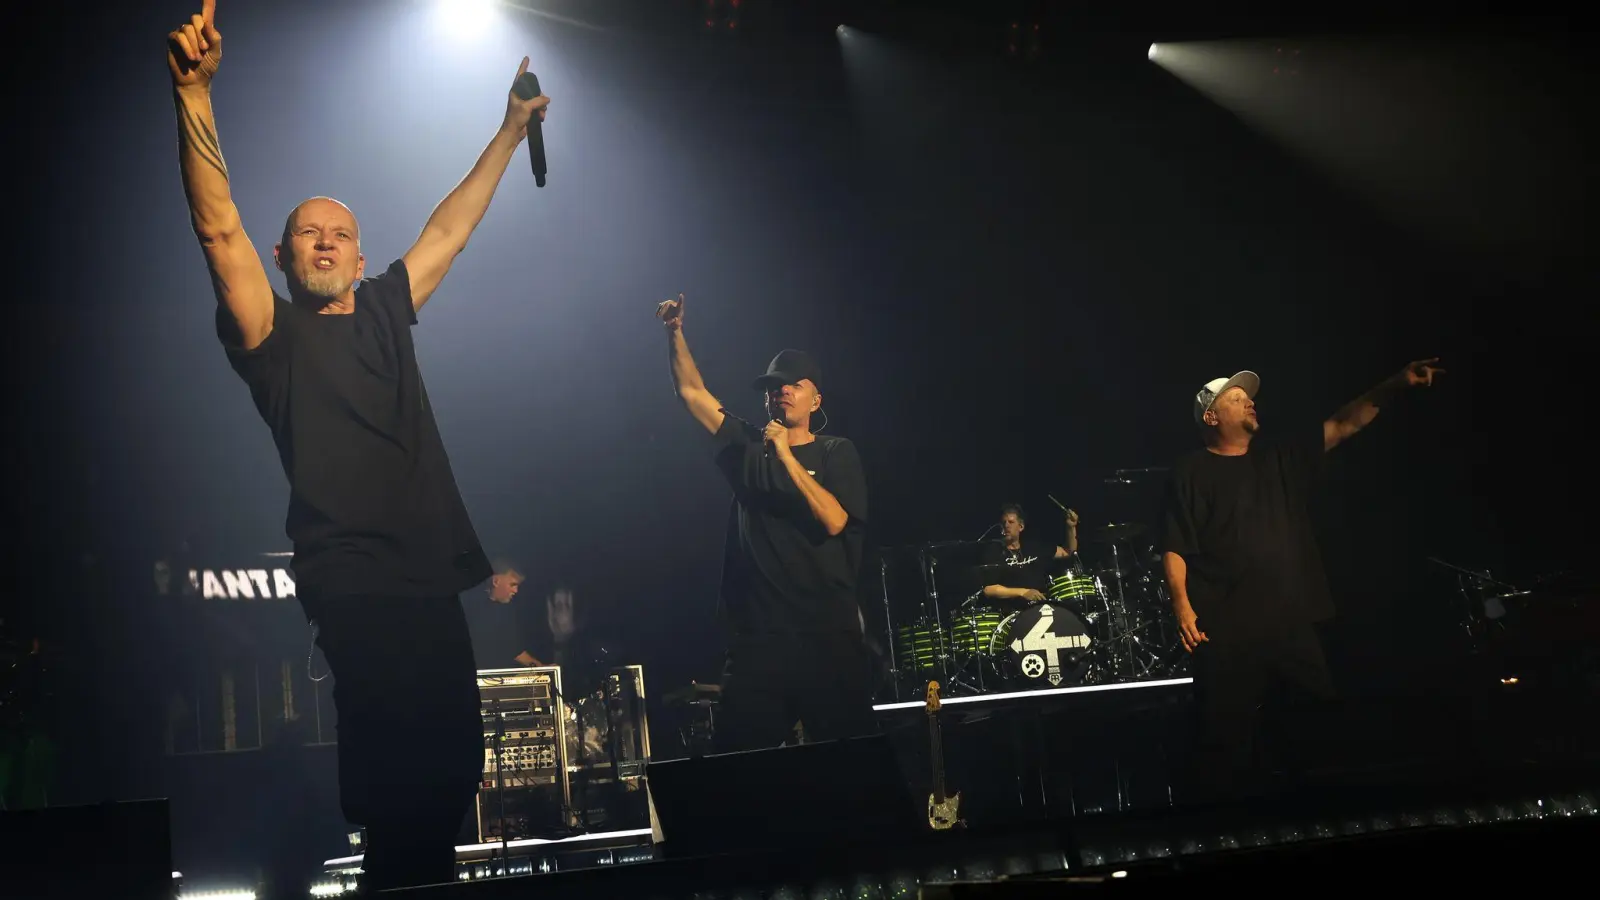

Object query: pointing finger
[516,55,529,77]
[202,0,216,26]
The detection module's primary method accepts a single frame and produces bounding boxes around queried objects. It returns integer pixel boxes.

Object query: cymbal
[663,683,721,705]
[1096,523,1148,541]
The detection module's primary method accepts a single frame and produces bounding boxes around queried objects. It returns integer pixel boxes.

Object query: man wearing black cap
[656,293,874,751]
[1159,360,1445,803]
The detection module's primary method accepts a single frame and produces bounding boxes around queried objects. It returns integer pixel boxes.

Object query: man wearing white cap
[1159,359,1444,802]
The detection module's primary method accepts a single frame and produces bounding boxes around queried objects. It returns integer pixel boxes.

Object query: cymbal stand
[878,554,900,701]
[1105,541,1134,681]
[926,554,981,694]
[918,549,953,687]
[1427,556,1520,653]
[948,590,990,693]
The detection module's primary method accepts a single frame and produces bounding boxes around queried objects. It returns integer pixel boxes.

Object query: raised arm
[656,294,726,434]
[1323,358,1446,451]
[403,57,551,312]
[1055,507,1080,556]
[167,0,275,350]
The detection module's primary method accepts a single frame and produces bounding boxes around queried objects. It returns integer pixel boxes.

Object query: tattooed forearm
[174,92,229,181]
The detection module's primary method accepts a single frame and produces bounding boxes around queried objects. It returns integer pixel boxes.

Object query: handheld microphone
[512,71,548,187]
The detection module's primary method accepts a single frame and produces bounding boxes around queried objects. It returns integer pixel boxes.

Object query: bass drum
[988,603,1095,687]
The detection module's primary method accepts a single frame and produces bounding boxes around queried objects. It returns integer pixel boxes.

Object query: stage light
[1148,43,1159,60]
[434,0,497,40]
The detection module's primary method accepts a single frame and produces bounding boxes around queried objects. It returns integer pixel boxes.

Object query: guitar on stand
[924,680,962,830]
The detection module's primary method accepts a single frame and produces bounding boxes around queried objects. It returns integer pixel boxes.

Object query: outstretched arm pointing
[168,0,275,350]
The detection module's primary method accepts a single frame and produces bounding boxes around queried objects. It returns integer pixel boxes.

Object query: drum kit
[881,515,1187,698]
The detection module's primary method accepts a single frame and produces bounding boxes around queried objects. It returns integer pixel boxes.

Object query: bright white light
[435,0,498,41]
[179,891,256,900]
[836,25,846,36]
[1112,870,1128,878]
[1147,43,1159,60]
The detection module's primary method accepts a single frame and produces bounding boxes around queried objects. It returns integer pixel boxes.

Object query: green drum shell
[894,623,947,673]
[949,612,1002,654]
[1049,574,1099,603]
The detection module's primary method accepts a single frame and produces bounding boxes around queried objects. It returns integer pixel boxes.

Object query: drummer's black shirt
[979,538,1057,596]
[713,416,869,636]
[1157,424,1334,638]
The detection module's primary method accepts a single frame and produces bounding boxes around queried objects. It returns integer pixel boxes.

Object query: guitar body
[923,680,963,830]
[928,790,962,830]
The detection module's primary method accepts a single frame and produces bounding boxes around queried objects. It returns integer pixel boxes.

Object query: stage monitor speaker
[646,734,919,859]
[0,798,173,899]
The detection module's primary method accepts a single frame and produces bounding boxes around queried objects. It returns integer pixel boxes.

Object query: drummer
[979,503,1080,610]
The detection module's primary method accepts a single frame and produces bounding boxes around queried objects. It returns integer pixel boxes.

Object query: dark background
[4,0,1591,878]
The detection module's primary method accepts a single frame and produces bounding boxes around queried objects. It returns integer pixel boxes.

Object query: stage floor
[301,675,1598,898]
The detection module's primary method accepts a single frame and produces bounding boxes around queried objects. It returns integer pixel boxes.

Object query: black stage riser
[0,799,173,900]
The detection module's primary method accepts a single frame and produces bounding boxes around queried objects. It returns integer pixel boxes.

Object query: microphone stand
[489,695,510,872]
[880,553,900,701]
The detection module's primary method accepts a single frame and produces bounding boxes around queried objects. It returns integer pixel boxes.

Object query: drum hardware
[1091,617,1168,679]
[1428,556,1522,649]
[877,553,900,700]
[947,591,1000,694]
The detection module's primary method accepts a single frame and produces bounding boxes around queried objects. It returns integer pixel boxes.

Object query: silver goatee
[301,268,351,299]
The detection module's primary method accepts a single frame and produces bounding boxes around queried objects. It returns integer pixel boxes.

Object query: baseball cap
[752,349,823,392]
[1193,370,1260,424]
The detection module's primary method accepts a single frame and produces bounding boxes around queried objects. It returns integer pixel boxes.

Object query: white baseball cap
[1193,371,1261,424]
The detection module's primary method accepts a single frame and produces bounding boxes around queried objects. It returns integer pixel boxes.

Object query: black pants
[303,593,483,891]
[715,633,878,753]
[1184,620,1336,804]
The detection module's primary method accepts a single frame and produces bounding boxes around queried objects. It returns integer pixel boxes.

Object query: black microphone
[512,71,547,188]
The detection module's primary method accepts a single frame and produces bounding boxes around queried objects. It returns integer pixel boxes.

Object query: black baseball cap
[752,349,823,392]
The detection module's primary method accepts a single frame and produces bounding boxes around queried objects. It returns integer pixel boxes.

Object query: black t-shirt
[465,597,536,670]
[1158,424,1333,637]
[713,416,869,636]
[978,538,1057,595]
[218,259,490,599]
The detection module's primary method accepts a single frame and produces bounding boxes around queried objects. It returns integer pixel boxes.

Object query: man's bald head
[274,196,365,303]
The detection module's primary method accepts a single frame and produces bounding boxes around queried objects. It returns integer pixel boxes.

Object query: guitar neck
[928,712,946,802]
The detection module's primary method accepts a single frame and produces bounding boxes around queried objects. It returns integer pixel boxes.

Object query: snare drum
[989,603,1095,686]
